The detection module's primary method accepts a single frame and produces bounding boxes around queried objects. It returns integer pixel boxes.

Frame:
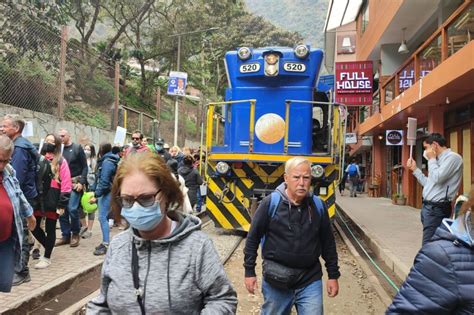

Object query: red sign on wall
[335,61,373,106]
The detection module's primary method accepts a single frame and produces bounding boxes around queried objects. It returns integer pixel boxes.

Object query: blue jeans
[196,190,202,212]
[98,193,111,244]
[261,279,323,315]
[420,202,451,246]
[60,190,82,239]
[0,238,15,292]
[349,176,358,197]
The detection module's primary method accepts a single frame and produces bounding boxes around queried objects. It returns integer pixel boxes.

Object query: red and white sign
[335,61,373,106]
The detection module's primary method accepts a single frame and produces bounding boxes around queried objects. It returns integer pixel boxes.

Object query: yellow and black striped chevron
[206,160,338,231]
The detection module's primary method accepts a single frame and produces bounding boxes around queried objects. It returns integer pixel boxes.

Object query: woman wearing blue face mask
[86,152,237,315]
[387,187,474,314]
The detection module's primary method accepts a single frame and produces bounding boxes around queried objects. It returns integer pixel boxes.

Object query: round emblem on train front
[255,113,285,144]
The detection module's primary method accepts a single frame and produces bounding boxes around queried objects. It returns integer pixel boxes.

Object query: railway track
[29,213,243,314]
[334,208,402,303]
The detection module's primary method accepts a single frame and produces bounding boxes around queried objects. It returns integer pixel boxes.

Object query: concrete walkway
[335,191,422,281]
[0,222,119,313]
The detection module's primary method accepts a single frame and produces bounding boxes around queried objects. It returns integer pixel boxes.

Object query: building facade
[325,0,473,207]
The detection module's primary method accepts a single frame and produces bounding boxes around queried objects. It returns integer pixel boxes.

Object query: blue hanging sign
[167,71,188,96]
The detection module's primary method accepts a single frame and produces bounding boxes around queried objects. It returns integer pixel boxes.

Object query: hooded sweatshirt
[387,211,474,314]
[244,183,340,289]
[86,212,237,314]
[178,165,203,206]
[92,152,120,198]
[12,136,38,200]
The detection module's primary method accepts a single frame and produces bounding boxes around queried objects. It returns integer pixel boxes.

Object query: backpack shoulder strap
[261,192,281,248]
[268,192,281,218]
[311,195,325,218]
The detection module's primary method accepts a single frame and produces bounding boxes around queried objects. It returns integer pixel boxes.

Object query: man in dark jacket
[56,128,88,247]
[387,205,474,314]
[244,157,340,314]
[0,115,38,286]
[155,138,171,162]
[178,155,203,209]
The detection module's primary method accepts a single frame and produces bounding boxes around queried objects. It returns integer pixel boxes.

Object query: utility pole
[113,61,120,130]
[58,25,68,119]
[173,35,181,146]
[155,88,161,138]
[169,27,219,147]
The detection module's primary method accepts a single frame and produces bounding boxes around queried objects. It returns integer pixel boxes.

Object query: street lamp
[169,27,219,146]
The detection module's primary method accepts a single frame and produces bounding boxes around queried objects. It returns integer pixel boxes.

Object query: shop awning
[324,0,363,31]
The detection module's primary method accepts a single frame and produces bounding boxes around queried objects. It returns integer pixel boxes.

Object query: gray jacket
[86,212,237,314]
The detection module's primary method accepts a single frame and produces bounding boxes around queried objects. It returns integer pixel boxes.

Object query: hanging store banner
[386,130,404,146]
[335,61,373,106]
[167,71,188,96]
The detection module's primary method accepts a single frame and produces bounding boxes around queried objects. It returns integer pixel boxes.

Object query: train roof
[227,46,323,55]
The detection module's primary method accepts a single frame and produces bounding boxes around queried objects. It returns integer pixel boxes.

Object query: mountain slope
[244,0,329,49]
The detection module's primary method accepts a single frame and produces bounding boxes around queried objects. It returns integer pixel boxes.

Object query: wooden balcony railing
[379,1,473,107]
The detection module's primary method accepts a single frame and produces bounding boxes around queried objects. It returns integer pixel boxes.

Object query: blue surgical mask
[121,202,163,231]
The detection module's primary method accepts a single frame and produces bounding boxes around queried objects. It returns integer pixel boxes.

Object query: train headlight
[237,47,251,60]
[294,45,309,59]
[264,53,279,76]
[216,162,230,175]
[265,64,278,76]
[311,165,324,178]
[265,53,278,65]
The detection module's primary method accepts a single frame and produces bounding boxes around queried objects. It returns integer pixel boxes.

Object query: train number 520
[283,62,306,72]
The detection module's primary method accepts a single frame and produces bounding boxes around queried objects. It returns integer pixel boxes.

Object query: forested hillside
[244,0,329,49]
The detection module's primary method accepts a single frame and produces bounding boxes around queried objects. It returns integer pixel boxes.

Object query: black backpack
[35,153,63,210]
[36,155,54,198]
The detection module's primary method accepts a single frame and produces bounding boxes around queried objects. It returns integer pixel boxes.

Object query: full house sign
[335,61,373,106]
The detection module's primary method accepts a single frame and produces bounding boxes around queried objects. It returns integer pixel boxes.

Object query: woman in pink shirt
[31,133,72,269]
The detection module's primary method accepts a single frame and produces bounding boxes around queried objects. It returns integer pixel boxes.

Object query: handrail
[205,99,257,154]
[284,100,337,158]
[380,1,472,105]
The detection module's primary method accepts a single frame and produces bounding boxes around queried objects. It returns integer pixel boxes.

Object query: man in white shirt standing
[407,133,463,246]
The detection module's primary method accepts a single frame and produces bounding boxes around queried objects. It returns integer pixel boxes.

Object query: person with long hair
[79,143,96,239]
[86,152,236,313]
[90,142,119,255]
[387,187,474,314]
[31,133,72,269]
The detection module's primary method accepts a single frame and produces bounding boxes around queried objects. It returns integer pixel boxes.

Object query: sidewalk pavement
[335,190,422,281]
[0,222,121,313]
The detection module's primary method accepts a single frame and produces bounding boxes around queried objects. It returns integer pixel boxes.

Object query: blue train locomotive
[204,46,345,231]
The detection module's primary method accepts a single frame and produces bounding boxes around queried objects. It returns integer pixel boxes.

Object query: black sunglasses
[131,137,141,140]
[117,190,161,208]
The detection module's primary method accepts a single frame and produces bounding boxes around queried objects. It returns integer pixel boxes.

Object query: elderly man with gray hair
[0,115,39,286]
[244,157,340,315]
[0,135,36,292]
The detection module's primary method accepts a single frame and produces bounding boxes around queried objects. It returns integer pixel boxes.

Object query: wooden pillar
[373,136,386,197]
[428,107,445,134]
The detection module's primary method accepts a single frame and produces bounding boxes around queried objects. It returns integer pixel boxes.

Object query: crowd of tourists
[1,115,472,314]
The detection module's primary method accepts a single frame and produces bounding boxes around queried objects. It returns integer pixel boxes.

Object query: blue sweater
[12,136,38,200]
[387,220,474,314]
[92,153,119,198]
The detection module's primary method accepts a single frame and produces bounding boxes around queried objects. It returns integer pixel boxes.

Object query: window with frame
[361,2,369,33]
